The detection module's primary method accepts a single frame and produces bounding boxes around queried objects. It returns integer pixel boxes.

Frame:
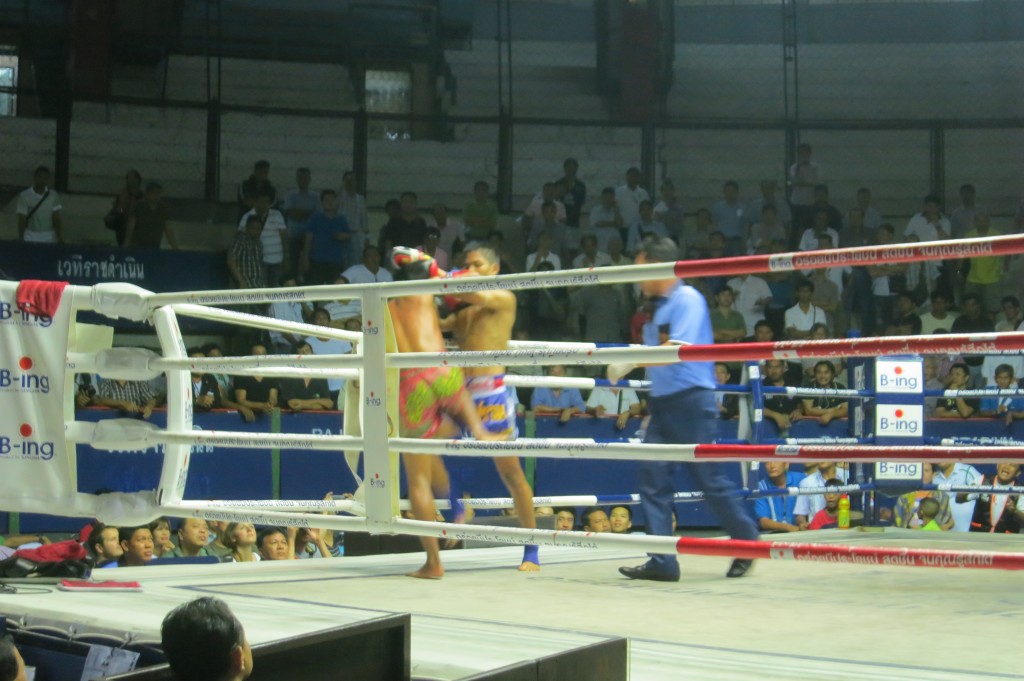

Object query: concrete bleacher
[218,111,356,204]
[668,41,1024,215]
[445,40,607,120]
[69,102,207,200]
[1,35,1020,244]
[511,124,641,212]
[0,116,56,189]
[658,128,934,217]
[163,55,359,111]
[669,42,1024,121]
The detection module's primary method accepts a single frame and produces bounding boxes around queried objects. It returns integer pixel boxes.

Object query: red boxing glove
[442,269,472,311]
[390,246,439,280]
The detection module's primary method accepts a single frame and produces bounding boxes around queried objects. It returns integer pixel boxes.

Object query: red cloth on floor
[15,540,87,562]
[16,279,68,318]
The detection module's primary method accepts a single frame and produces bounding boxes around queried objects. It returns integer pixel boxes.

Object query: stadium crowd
[10,145,1024,560]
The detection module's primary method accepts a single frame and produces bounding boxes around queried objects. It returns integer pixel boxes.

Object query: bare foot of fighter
[403,451,452,579]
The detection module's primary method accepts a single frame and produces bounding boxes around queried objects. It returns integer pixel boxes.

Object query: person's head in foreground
[0,633,28,681]
[161,597,252,681]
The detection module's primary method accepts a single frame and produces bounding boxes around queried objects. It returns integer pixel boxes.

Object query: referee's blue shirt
[643,281,715,397]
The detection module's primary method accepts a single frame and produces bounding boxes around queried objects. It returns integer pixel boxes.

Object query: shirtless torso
[443,247,541,571]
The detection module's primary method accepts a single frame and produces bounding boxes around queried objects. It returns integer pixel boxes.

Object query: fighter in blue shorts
[435,246,541,571]
[464,375,519,440]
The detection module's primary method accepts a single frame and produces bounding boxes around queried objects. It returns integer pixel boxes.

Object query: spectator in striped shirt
[238,189,288,285]
[227,216,266,290]
[94,376,162,419]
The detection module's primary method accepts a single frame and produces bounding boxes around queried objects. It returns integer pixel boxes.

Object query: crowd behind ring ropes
[12,149,1024,571]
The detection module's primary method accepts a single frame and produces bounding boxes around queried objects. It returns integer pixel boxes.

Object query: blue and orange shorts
[462,375,518,439]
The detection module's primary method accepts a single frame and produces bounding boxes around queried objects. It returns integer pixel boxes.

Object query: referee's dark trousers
[639,387,760,575]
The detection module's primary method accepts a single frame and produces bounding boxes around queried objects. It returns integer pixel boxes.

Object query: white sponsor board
[875,358,923,394]
[0,280,74,504]
[875,461,923,481]
[874,404,924,438]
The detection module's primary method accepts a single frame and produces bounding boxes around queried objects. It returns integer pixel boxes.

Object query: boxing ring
[3,235,1024,679]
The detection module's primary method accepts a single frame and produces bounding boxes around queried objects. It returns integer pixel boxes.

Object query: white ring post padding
[152,306,193,506]
[67,348,164,381]
[358,288,396,533]
[159,504,372,532]
[169,303,363,343]
[150,353,363,373]
[504,375,630,390]
[173,499,362,513]
[224,366,360,380]
[147,282,367,308]
[507,340,644,350]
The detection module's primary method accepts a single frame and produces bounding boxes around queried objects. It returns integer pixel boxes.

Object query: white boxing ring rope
[49,233,1024,570]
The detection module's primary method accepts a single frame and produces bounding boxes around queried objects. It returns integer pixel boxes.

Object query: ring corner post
[361,289,398,533]
[152,306,194,507]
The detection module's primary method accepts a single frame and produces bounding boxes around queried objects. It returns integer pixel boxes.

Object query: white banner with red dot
[0,280,75,506]
[874,356,926,488]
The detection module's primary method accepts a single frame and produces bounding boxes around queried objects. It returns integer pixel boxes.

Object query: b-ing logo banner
[0,280,75,507]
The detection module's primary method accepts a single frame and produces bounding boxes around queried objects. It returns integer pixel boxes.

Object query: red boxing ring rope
[674,536,1024,571]
[673,332,1024,363]
[391,520,1024,571]
[673,233,1024,280]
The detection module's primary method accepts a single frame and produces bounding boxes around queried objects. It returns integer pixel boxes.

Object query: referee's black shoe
[618,562,680,582]
[726,559,754,578]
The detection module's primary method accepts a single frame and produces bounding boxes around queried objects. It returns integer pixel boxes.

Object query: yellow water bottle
[838,494,851,529]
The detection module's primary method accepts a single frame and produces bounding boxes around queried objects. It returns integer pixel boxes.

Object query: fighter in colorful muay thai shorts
[398,366,467,438]
[461,375,518,439]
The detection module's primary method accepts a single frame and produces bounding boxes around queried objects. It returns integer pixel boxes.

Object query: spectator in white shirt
[748,204,787,255]
[306,307,353,407]
[336,245,393,320]
[625,200,669,255]
[586,386,642,430]
[571,233,612,269]
[849,187,883,232]
[744,179,792,233]
[526,231,561,271]
[798,209,840,251]
[268,275,312,353]
[949,183,980,239]
[586,187,624,253]
[427,202,465,256]
[614,167,650,229]
[919,291,956,335]
[238,189,289,286]
[933,462,983,532]
[521,182,566,233]
[421,226,449,270]
[785,279,828,340]
[653,179,685,243]
[788,143,820,234]
[904,194,952,294]
[17,165,63,243]
[526,201,566,257]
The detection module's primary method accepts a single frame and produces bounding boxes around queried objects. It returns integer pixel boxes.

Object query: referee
[609,236,759,581]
